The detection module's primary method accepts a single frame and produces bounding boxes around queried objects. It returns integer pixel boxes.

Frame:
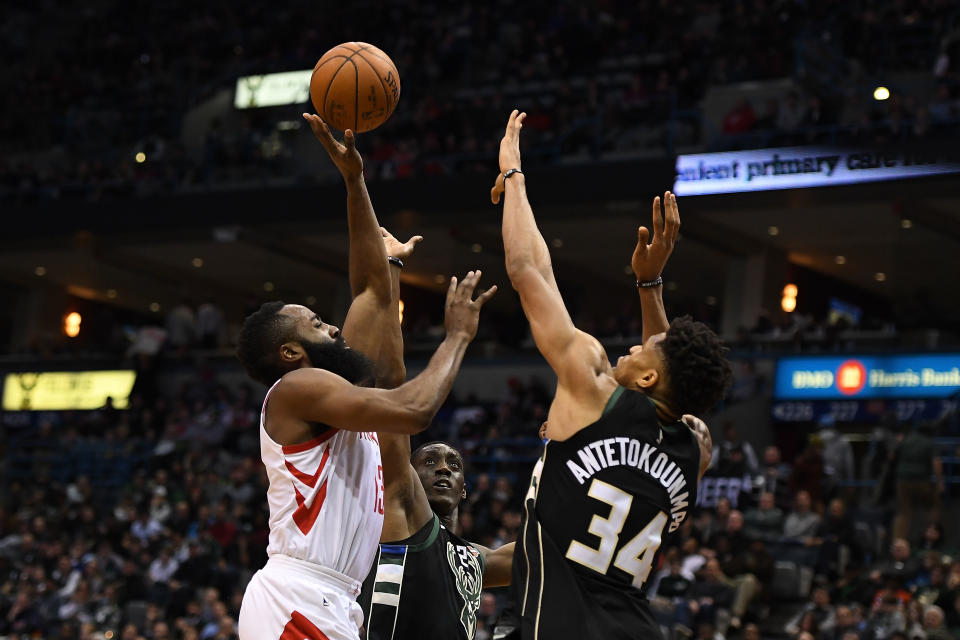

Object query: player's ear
[461,487,467,500]
[280,342,305,364]
[636,368,659,390]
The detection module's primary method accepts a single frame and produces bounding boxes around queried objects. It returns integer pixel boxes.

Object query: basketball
[310,42,401,133]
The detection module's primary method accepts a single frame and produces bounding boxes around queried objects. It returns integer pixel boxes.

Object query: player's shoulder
[273,367,343,397]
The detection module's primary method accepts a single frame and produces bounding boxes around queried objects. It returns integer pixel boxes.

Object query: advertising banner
[674,146,960,195]
[774,354,960,400]
[2,371,137,411]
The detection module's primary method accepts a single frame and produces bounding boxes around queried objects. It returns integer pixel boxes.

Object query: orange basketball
[310,42,401,133]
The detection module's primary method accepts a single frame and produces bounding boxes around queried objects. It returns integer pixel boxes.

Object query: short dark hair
[658,315,732,416]
[411,440,462,463]
[236,301,298,386]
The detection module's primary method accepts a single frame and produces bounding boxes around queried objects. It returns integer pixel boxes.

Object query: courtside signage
[2,370,137,410]
[774,354,960,399]
[235,70,312,109]
[673,147,960,195]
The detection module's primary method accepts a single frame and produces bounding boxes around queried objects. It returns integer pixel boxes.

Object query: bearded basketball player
[235,114,496,640]
[491,110,731,640]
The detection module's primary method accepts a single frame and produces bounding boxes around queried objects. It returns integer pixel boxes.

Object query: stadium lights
[875,272,887,282]
[901,219,913,229]
[135,152,146,163]
[63,312,82,338]
[835,256,846,265]
[873,86,890,101]
[781,284,798,313]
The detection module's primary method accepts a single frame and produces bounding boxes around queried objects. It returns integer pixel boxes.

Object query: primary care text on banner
[673,146,960,195]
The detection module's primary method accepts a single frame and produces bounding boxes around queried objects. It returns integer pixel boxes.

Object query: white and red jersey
[259,380,385,586]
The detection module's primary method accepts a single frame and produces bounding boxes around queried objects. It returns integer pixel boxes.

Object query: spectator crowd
[3,0,959,203]
[0,362,957,639]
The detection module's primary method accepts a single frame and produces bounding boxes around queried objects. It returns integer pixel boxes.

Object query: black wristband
[387,256,404,269]
[636,276,663,288]
[503,168,522,181]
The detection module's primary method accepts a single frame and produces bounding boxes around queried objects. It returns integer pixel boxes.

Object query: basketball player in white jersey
[235,114,497,640]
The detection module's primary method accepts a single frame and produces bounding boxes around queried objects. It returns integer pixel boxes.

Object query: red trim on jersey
[292,477,328,535]
[279,610,330,639]
[281,428,337,454]
[284,447,331,489]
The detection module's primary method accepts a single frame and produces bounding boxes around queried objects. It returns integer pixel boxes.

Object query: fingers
[303,113,339,153]
[475,285,498,306]
[456,270,480,300]
[380,227,390,238]
[445,276,458,309]
[665,191,681,240]
[406,235,423,250]
[637,226,650,247]
[652,195,664,240]
[344,129,356,153]
[505,110,526,138]
[491,173,505,204]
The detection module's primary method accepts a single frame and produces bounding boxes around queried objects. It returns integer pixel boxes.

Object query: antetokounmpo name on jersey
[565,439,689,533]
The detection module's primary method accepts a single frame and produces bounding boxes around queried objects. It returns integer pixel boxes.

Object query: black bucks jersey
[359,513,486,640]
[511,387,700,640]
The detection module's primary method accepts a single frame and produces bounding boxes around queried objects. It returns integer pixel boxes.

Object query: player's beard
[303,337,376,386]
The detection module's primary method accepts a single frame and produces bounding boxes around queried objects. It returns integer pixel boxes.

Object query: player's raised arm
[375,228,436,540]
[303,113,396,360]
[272,271,496,435]
[631,193,711,474]
[491,110,606,388]
[632,192,680,341]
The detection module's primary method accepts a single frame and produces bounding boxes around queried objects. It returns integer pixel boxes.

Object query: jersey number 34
[565,479,667,589]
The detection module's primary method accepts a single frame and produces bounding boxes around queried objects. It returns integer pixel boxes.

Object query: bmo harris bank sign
[775,354,960,400]
[673,146,960,195]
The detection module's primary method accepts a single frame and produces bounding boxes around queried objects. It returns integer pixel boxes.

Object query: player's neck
[648,394,679,424]
[438,507,458,532]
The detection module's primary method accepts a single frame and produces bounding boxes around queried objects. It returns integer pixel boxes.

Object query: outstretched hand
[302,113,363,181]
[491,109,527,205]
[632,191,681,283]
[444,270,498,341]
[381,227,423,261]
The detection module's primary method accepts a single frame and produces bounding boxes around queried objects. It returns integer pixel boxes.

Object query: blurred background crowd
[1,367,958,639]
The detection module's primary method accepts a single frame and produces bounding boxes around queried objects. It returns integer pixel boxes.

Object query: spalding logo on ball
[310,42,401,133]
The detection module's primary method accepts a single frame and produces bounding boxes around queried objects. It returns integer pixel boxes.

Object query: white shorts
[239,554,365,640]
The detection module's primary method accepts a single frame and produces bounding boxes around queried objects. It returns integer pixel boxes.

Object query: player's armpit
[475,541,515,588]
[378,433,434,541]
[682,414,713,479]
[273,368,428,435]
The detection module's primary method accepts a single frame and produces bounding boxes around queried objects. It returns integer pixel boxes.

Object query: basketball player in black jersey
[356,234,514,640]
[490,110,732,640]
